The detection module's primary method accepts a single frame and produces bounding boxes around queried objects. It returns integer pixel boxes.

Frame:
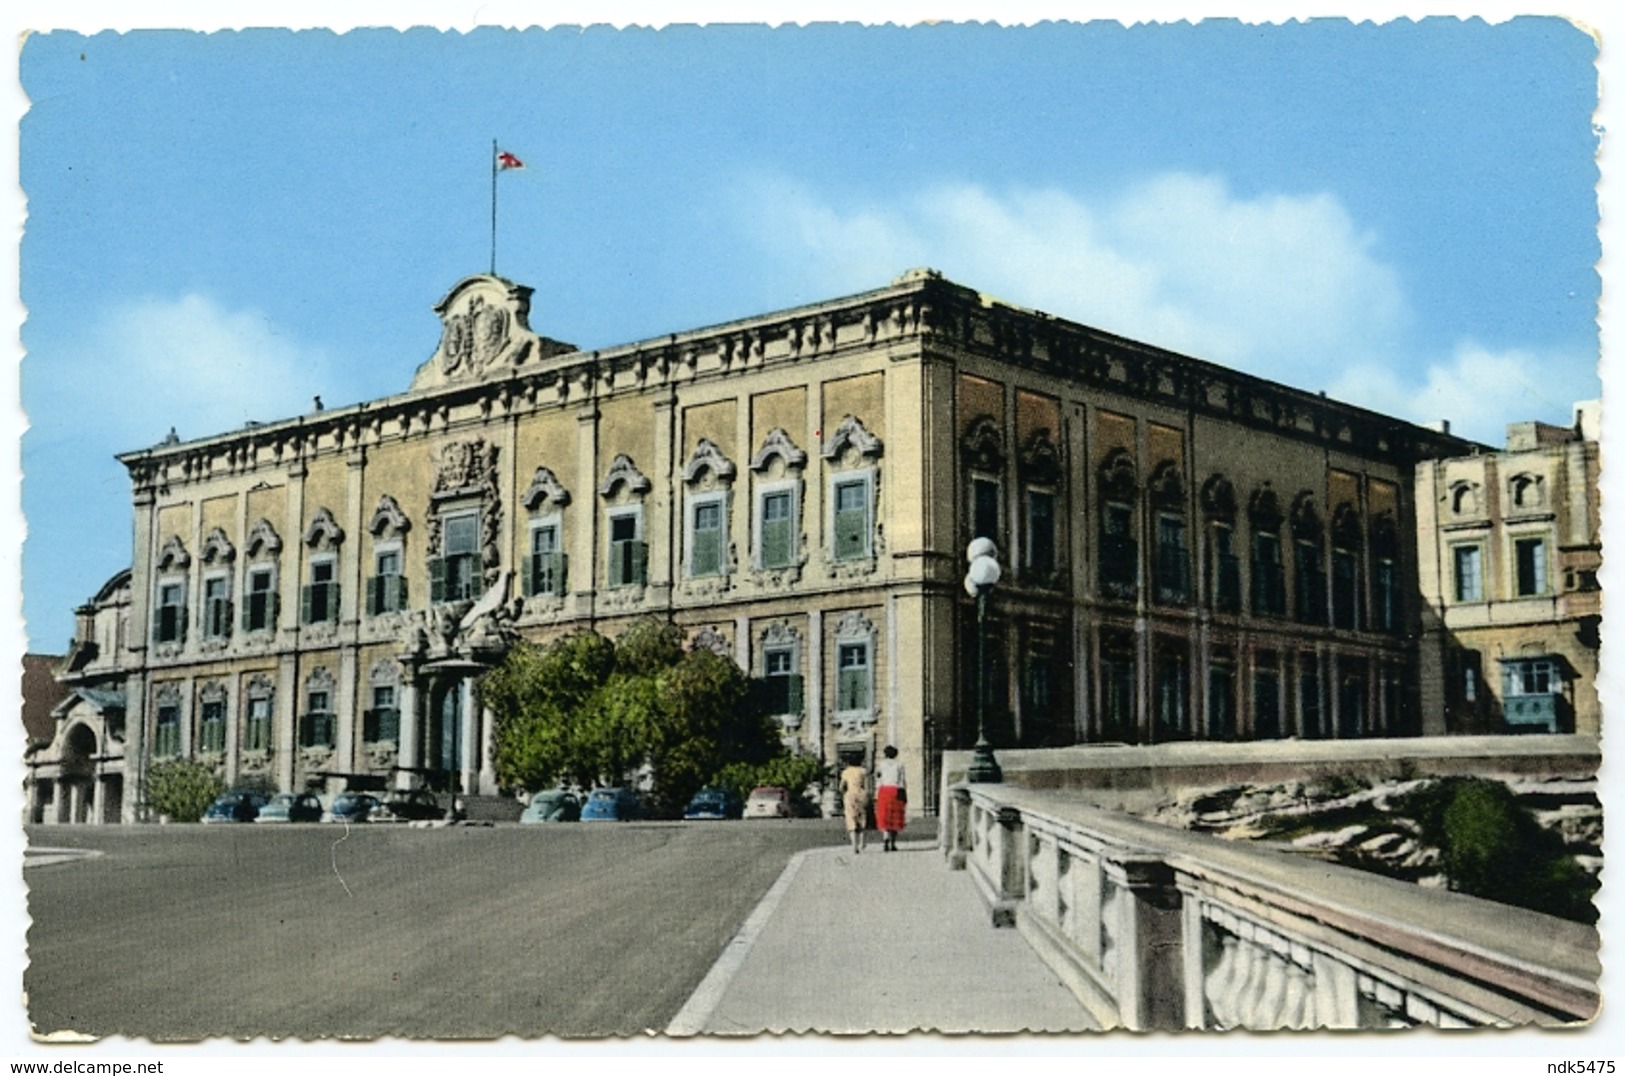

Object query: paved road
[24,819,850,1040]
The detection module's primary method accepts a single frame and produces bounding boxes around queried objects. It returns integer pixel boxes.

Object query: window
[1505,658,1558,698]
[833,477,871,562]
[300,686,335,748]
[203,575,231,640]
[244,567,277,633]
[1153,514,1189,605]
[689,496,726,578]
[369,545,408,614]
[154,580,187,644]
[1154,653,1188,741]
[1453,545,1483,602]
[244,693,272,752]
[302,557,339,624]
[364,684,400,743]
[1463,663,1478,702]
[1332,549,1360,630]
[1373,557,1398,633]
[154,703,181,757]
[758,646,803,716]
[1100,502,1137,600]
[1502,657,1563,733]
[1025,490,1056,576]
[199,698,226,753]
[607,510,646,588]
[758,488,796,569]
[836,642,871,713]
[1253,658,1282,739]
[1295,541,1327,624]
[432,512,483,603]
[1515,537,1547,597]
[971,477,1001,543]
[1251,532,1285,616]
[1210,524,1241,614]
[1299,660,1323,739]
[1209,662,1236,740]
[1099,645,1135,742]
[524,523,566,597]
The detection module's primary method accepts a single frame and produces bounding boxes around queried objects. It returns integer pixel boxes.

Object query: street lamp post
[964,538,1003,783]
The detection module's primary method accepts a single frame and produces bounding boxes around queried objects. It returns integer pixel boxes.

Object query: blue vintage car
[256,792,325,823]
[683,786,742,820]
[520,789,581,824]
[581,787,642,822]
[324,792,383,824]
[200,790,270,824]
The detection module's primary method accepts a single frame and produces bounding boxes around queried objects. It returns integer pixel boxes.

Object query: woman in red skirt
[874,744,907,852]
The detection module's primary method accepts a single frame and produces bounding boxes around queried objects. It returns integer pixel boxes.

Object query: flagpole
[490,138,498,276]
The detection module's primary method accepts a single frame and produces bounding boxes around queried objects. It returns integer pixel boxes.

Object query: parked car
[256,792,325,823]
[324,792,383,824]
[683,786,742,820]
[375,788,446,822]
[520,789,581,824]
[580,787,642,822]
[743,785,792,819]
[201,790,270,824]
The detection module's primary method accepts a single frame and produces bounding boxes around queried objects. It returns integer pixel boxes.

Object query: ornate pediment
[1200,475,1237,522]
[821,415,883,463]
[156,536,190,572]
[303,507,346,550]
[408,276,573,391]
[1148,461,1183,509]
[369,494,412,538]
[1290,492,1322,540]
[522,466,572,511]
[682,438,737,486]
[1098,449,1137,501]
[750,428,807,473]
[245,518,283,559]
[689,625,732,657]
[961,414,1004,472]
[200,528,236,565]
[1248,487,1284,532]
[833,609,876,642]
[599,454,652,499]
[432,439,497,499]
[1019,428,1061,485]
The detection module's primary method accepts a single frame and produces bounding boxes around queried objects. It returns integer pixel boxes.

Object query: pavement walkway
[668,837,1098,1035]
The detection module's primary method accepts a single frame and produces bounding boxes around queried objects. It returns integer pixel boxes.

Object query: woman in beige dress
[839,762,869,854]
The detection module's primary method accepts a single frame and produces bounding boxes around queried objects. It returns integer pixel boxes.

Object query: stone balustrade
[943,783,1599,1031]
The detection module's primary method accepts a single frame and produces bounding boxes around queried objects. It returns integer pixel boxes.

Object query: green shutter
[367,576,381,615]
[300,585,313,624]
[787,673,803,715]
[429,556,445,603]
[632,541,648,586]
[330,583,341,621]
[522,554,537,597]
[557,553,569,595]
[762,518,791,568]
[692,529,720,577]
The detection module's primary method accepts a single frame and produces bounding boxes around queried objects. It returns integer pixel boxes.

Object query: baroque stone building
[35,269,1478,822]
[1415,403,1602,735]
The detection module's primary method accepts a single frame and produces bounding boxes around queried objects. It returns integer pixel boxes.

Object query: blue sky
[17,19,1601,650]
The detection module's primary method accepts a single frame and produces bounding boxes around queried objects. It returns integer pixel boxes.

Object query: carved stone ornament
[1098,449,1137,500]
[1149,461,1184,509]
[303,506,346,550]
[306,666,336,696]
[1331,504,1363,550]
[441,294,510,377]
[750,428,808,473]
[682,438,738,486]
[1248,487,1284,532]
[199,680,228,705]
[821,415,883,462]
[1200,475,1238,522]
[200,528,236,565]
[432,439,493,497]
[598,454,652,498]
[961,414,1005,472]
[245,518,283,558]
[369,658,402,685]
[522,466,572,511]
[369,494,412,538]
[156,536,191,572]
[1019,428,1061,485]
[155,682,182,708]
[762,620,800,651]
[1290,492,1322,541]
[833,609,876,643]
[689,625,732,657]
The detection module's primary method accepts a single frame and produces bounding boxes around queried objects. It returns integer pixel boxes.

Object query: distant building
[1416,403,1601,735]
[29,270,1478,823]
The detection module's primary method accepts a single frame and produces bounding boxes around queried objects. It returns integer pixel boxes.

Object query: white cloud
[736,172,1409,390]
[35,293,331,449]
[1329,341,1598,446]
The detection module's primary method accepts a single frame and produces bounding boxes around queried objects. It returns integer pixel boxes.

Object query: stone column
[571,404,600,618]
[734,614,751,674]
[68,781,85,826]
[478,703,498,794]
[276,652,298,791]
[459,677,478,797]
[648,390,676,600]
[1105,854,1185,1031]
[396,674,420,788]
[335,647,358,777]
[806,608,824,761]
[124,671,148,822]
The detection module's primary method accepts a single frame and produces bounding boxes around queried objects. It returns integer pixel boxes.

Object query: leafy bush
[715,754,830,816]
[145,758,225,823]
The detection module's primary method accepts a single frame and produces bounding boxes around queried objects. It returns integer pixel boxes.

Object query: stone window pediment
[750,428,808,474]
[599,454,652,499]
[682,438,738,488]
[522,467,572,512]
[1019,427,1061,486]
[245,519,283,559]
[1248,487,1284,532]
[821,415,883,465]
[304,506,346,550]
[960,414,1004,473]
[156,536,191,572]
[200,528,236,565]
[369,494,413,538]
[1149,460,1184,510]
[1290,492,1322,542]
[1098,449,1137,501]
[1200,475,1237,523]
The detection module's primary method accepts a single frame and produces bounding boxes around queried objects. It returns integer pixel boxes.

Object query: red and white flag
[496,149,525,171]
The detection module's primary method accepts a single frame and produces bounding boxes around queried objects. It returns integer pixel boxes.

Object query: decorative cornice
[750,428,808,473]
[156,536,190,572]
[200,528,236,565]
[682,438,738,485]
[599,454,652,498]
[369,494,413,537]
[303,506,346,549]
[522,466,572,511]
[245,518,283,558]
[821,415,883,462]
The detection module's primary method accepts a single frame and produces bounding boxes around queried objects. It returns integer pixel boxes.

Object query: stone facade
[37,269,1478,823]
[1415,404,1602,735]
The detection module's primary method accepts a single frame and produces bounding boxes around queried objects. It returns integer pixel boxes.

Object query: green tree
[145,758,225,823]
[715,754,829,815]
